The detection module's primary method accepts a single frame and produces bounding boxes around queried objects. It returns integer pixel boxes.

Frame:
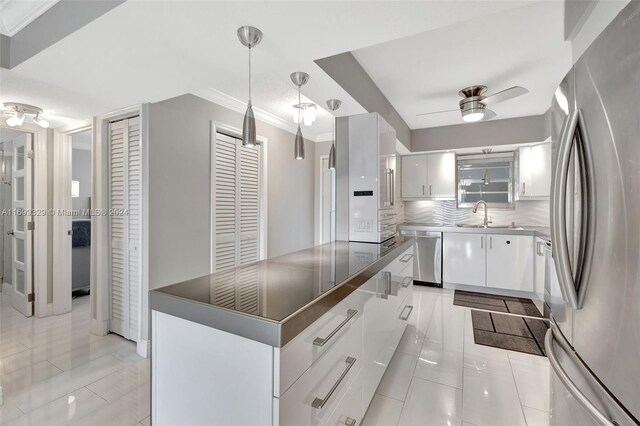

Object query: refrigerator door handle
[551,110,580,309]
[551,108,596,310]
[545,329,616,426]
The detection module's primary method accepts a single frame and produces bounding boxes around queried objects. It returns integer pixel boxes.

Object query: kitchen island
[150,237,416,425]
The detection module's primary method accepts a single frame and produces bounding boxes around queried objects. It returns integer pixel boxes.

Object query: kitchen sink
[456,224,524,230]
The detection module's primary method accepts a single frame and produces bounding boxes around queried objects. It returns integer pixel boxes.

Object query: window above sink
[456,151,515,209]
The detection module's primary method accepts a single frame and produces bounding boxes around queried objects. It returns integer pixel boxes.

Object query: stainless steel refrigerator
[546,2,640,425]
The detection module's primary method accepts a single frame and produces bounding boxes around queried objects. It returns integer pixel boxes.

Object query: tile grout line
[507,355,530,425]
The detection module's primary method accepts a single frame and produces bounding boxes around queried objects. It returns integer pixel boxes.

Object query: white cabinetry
[443,232,533,292]
[519,142,552,198]
[443,233,486,287]
[486,235,534,291]
[401,154,427,198]
[401,153,455,200]
[428,152,456,198]
[152,244,415,426]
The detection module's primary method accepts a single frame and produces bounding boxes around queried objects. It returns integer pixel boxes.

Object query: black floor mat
[453,289,543,317]
[471,310,548,356]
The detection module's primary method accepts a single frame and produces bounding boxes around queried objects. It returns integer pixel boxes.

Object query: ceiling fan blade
[482,86,528,106]
[416,108,459,117]
[482,109,497,120]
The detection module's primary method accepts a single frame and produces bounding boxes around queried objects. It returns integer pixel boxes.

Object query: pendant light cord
[248,47,252,104]
[298,82,302,127]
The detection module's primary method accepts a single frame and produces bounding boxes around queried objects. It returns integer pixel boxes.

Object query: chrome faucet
[473,200,492,228]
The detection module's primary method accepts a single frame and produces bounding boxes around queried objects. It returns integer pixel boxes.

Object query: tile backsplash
[404,199,550,227]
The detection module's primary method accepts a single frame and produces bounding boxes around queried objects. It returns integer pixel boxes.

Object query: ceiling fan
[417,85,529,122]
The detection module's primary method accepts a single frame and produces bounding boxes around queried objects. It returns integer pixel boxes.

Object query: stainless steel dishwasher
[399,229,442,287]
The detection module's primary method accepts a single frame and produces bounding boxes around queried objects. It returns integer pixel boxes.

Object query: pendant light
[326,99,342,170]
[290,72,309,160]
[237,26,263,147]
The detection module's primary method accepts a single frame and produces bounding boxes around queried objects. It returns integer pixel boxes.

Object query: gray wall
[565,0,598,40]
[410,114,547,152]
[148,94,316,290]
[315,52,411,150]
[72,148,91,216]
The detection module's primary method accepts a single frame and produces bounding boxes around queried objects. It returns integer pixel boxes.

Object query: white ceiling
[2,1,537,138]
[0,0,59,36]
[352,1,573,129]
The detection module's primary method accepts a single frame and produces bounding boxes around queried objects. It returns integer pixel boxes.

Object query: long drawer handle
[399,305,414,321]
[544,329,615,426]
[312,356,357,409]
[344,417,357,426]
[401,276,412,288]
[400,254,414,263]
[313,309,358,347]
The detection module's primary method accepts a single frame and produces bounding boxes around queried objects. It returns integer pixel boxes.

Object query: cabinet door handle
[429,184,432,196]
[344,417,357,426]
[401,276,412,288]
[313,309,358,346]
[312,356,357,409]
[490,236,493,249]
[480,236,484,249]
[399,305,414,320]
[400,254,413,263]
[522,182,526,195]
[422,184,425,195]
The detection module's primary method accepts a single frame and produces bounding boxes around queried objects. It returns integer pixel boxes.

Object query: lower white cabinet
[152,244,415,426]
[443,232,534,292]
[486,235,534,291]
[443,233,486,286]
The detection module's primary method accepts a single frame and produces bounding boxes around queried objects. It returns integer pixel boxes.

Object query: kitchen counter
[399,222,551,239]
[150,236,415,347]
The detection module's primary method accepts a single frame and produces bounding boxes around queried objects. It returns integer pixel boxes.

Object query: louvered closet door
[109,117,141,341]
[212,133,260,315]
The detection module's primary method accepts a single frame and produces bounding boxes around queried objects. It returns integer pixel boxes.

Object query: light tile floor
[1,286,548,426]
[0,293,149,426]
[363,286,550,426]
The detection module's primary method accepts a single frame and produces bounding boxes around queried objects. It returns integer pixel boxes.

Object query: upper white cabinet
[428,152,456,199]
[519,142,552,198]
[401,152,455,200]
[401,155,427,198]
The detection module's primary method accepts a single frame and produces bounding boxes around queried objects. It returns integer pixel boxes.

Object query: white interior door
[109,117,141,341]
[10,133,33,317]
[320,157,333,244]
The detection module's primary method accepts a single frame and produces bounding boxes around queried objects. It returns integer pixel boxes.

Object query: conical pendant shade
[328,143,336,169]
[243,103,256,147]
[294,127,305,160]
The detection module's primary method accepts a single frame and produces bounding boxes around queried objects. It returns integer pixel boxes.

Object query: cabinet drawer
[278,316,363,426]
[323,370,363,426]
[278,292,366,396]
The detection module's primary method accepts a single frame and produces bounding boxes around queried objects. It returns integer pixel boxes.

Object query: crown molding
[192,88,325,142]
[0,0,59,36]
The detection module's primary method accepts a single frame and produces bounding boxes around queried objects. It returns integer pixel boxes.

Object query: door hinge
[27,150,34,159]
[28,221,35,231]
[27,293,34,302]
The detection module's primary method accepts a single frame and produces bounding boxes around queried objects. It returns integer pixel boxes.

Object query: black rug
[470,310,548,356]
[453,289,542,317]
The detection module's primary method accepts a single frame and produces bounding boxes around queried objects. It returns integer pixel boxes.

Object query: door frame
[52,121,92,315]
[318,154,336,245]
[209,121,268,272]
[93,104,149,358]
[0,123,48,317]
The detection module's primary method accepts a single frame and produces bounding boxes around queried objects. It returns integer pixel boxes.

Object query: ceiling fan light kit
[417,84,528,123]
[2,103,49,128]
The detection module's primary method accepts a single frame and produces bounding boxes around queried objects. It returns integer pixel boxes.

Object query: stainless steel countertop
[150,236,415,347]
[399,222,551,239]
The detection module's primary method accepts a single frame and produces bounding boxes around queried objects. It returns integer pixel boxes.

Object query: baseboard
[137,339,150,358]
[90,318,109,336]
[443,282,538,300]
[2,282,12,295]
